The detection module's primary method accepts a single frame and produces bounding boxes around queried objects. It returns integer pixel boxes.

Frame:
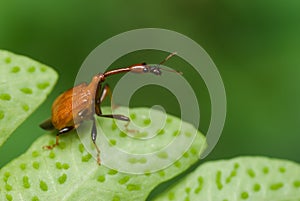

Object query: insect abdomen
[51,83,92,130]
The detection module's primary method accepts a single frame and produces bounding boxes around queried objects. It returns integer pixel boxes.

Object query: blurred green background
[0,0,299,168]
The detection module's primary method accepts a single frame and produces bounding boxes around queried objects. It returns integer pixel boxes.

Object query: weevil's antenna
[158,52,183,75]
[159,52,177,65]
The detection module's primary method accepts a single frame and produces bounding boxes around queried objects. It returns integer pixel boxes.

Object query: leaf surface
[153,157,300,201]
[0,50,58,146]
[0,107,206,201]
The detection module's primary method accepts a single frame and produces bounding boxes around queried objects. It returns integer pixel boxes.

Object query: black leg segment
[91,117,101,165]
[98,114,130,121]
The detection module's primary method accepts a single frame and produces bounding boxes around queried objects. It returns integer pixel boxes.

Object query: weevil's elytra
[40,52,180,165]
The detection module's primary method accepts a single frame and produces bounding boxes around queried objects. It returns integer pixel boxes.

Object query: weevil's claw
[43,145,51,150]
[97,155,101,165]
[43,135,60,150]
[124,121,139,134]
[42,144,57,150]
[125,128,139,134]
[92,141,101,166]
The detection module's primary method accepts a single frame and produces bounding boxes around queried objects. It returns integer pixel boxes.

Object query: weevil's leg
[95,84,130,121]
[99,114,139,134]
[91,117,101,165]
[100,114,137,133]
[95,84,137,133]
[100,84,113,105]
[98,114,129,121]
[43,126,74,150]
[123,121,139,134]
[97,84,118,111]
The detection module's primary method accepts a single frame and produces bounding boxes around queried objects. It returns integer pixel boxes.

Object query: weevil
[40,52,179,165]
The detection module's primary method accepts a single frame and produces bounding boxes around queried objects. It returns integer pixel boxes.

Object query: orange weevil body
[40,53,179,165]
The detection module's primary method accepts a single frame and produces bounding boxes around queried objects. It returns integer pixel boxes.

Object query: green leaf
[0,107,206,201]
[153,157,300,201]
[0,50,58,146]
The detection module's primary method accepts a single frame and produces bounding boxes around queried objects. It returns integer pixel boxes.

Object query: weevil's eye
[143,67,149,73]
[149,66,162,75]
[153,68,161,75]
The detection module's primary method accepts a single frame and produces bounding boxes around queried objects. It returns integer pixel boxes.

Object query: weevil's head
[129,52,182,76]
[130,63,182,76]
[129,63,162,76]
[142,63,162,75]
